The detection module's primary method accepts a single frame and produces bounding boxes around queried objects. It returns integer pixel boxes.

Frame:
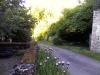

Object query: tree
[0,0,36,42]
[47,0,93,45]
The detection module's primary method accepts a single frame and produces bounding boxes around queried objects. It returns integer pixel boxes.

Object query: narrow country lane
[39,44,100,75]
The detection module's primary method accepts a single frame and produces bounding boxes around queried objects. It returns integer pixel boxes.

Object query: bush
[0,0,36,42]
[52,37,63,45]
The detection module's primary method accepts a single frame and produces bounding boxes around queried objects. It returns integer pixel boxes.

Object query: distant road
[39,44,100,75]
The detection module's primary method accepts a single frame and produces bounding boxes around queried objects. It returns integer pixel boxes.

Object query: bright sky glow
[24,0,84,40]
[24,0,81,9]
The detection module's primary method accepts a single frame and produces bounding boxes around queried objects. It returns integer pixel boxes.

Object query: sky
[24,0,81,9]
[24,0,82,21]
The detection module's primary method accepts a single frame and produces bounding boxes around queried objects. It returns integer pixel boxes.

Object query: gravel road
[39,44,100,75]
[0,56,21,75]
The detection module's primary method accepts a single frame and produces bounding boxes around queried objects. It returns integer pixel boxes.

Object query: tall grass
[36,48,68,75]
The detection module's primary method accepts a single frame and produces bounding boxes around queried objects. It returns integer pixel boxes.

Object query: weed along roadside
[36,47,69,75]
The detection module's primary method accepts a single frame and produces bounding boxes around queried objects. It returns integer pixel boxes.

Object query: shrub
[52,37,63,45]
[0,0,36,42]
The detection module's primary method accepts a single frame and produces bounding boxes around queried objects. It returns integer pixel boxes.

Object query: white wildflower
[54,57,57,59]
[46,56,50,59]
[58,61,61,65]
[66,61,70,65]
[56,63,59,66]
[39,62,43,66]
[44,60,48,63]
[63,70,66,73]
[61,61,65,64]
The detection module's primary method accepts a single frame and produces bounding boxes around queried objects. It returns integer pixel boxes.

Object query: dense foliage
[47,0,93,45]
[0,0,35,42]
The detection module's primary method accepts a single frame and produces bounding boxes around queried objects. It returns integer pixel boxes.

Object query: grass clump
[36,48,68,75]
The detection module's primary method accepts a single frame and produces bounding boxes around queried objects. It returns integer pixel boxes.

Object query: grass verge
[57,44,100,61]
[36,48,68,75]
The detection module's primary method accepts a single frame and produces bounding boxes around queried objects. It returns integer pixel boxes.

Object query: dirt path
[0,56,21,75]
[39,44,100,75]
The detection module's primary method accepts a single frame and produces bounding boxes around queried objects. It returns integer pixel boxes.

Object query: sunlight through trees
[24,0,84,40]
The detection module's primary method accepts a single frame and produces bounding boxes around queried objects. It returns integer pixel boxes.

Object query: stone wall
[91,9,100,52]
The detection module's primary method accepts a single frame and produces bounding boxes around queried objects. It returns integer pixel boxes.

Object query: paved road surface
[39,44,100,75]
[0,56,21,75]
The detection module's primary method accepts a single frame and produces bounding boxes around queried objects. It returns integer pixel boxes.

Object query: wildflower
[44,60,48,63]
[58,61,61,65]
[61,61,65,66]
[66,61,70,65]
[46,56,50,59]
[61,61,65,64]
[54,57,58,60]
[56,63,59,66]
[39,62,43,66]
[66,61,70,69]
[63,70,66,73]
[48,48,53,54]
[54,56,57,59]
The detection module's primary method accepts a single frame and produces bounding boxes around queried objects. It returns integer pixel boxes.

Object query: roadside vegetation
[58,43,100,61]
[0,0,36,42]
[36,48,69,75]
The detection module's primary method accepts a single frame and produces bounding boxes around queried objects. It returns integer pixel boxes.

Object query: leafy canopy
[0,0,36,42]
[47,0,93,44]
